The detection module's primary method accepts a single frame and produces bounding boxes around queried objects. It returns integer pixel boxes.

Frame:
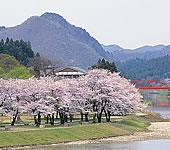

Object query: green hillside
[0,54,32,79]
[118,55,170,80]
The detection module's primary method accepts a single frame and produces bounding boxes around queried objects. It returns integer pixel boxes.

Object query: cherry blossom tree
[78,69,143,123]
[0,78,56,126]
[0,79,31,125]
[61,79,92,123]
[25,77,56,126]
[0,69,143,126]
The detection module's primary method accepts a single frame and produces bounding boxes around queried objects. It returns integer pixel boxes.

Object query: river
[39,139,170,150]
[148,106,170,119]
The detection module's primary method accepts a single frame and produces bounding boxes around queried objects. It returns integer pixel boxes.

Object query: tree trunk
[50,114,55,125]
[11,110,19,126]
[59,112,64,125]
[37,112,41,126]
[34,115,38,125]
[93,113,97,123]
[56,111,59,119]
[85,113,89,122]
[80,112,84,122]
[97,113,102,123]
[106,111,111,122]
[97,108,104,123]
[69,114,73,123]
[64,114,68,123]
[107,113,111,122]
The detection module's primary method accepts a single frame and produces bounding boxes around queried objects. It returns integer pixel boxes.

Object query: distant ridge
[102,44,170,62]
[117,55,170,80]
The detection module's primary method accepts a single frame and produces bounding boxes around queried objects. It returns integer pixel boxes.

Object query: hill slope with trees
[0,38,34,65]
[117,55,170,80]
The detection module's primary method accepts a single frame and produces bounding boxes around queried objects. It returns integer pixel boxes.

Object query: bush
[0,54,20,72]
[7,67,32,79]
[0,54,32,79]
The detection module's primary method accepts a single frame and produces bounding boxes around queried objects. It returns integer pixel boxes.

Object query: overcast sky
[0,0,170,48]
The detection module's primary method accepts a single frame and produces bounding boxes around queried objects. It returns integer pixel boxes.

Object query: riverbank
[0,112,168,149]
[12,122,170,150]
[99,122,170,143]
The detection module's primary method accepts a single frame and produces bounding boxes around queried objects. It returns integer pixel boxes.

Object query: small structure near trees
[55,66,86,79]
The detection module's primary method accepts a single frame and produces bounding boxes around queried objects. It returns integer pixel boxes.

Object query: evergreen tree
[91,58,117,73]
[0,38,34,66]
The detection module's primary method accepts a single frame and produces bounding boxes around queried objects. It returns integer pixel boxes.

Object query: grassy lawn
[0,112,166,148]
[113,115,150,133]
[0,124,128,148]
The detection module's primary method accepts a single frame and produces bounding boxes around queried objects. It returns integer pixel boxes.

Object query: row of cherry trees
[0,69,143,126]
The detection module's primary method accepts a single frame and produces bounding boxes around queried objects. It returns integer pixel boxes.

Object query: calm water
[32,139,170,150]
[29,107,170,150]
[148,106,170,119]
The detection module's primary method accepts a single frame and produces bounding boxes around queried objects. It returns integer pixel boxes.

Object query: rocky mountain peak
[40,12,69,27]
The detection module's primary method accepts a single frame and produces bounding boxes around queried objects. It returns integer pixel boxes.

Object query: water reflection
[32,140,170,150]
[49,143,137,150]
[148,106,170,118]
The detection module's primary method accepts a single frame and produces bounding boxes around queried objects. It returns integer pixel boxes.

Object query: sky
[0,0,170,49]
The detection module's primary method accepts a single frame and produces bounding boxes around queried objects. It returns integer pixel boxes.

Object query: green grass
[113,115,149,132]
[0,54,32,79]
[0,124,128,148]
[0,112,166,148]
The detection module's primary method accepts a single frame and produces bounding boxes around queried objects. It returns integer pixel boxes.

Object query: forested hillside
[117,55,170,80]
[0,38,35,79]
[0,38,34,65]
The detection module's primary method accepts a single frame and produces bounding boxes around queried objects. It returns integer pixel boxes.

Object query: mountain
[0,12,170,73]
[104,44,170,80]
[117,55,170,80]
[102,44,124,53]
[0,12,108,69]
[102,44,170,62]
